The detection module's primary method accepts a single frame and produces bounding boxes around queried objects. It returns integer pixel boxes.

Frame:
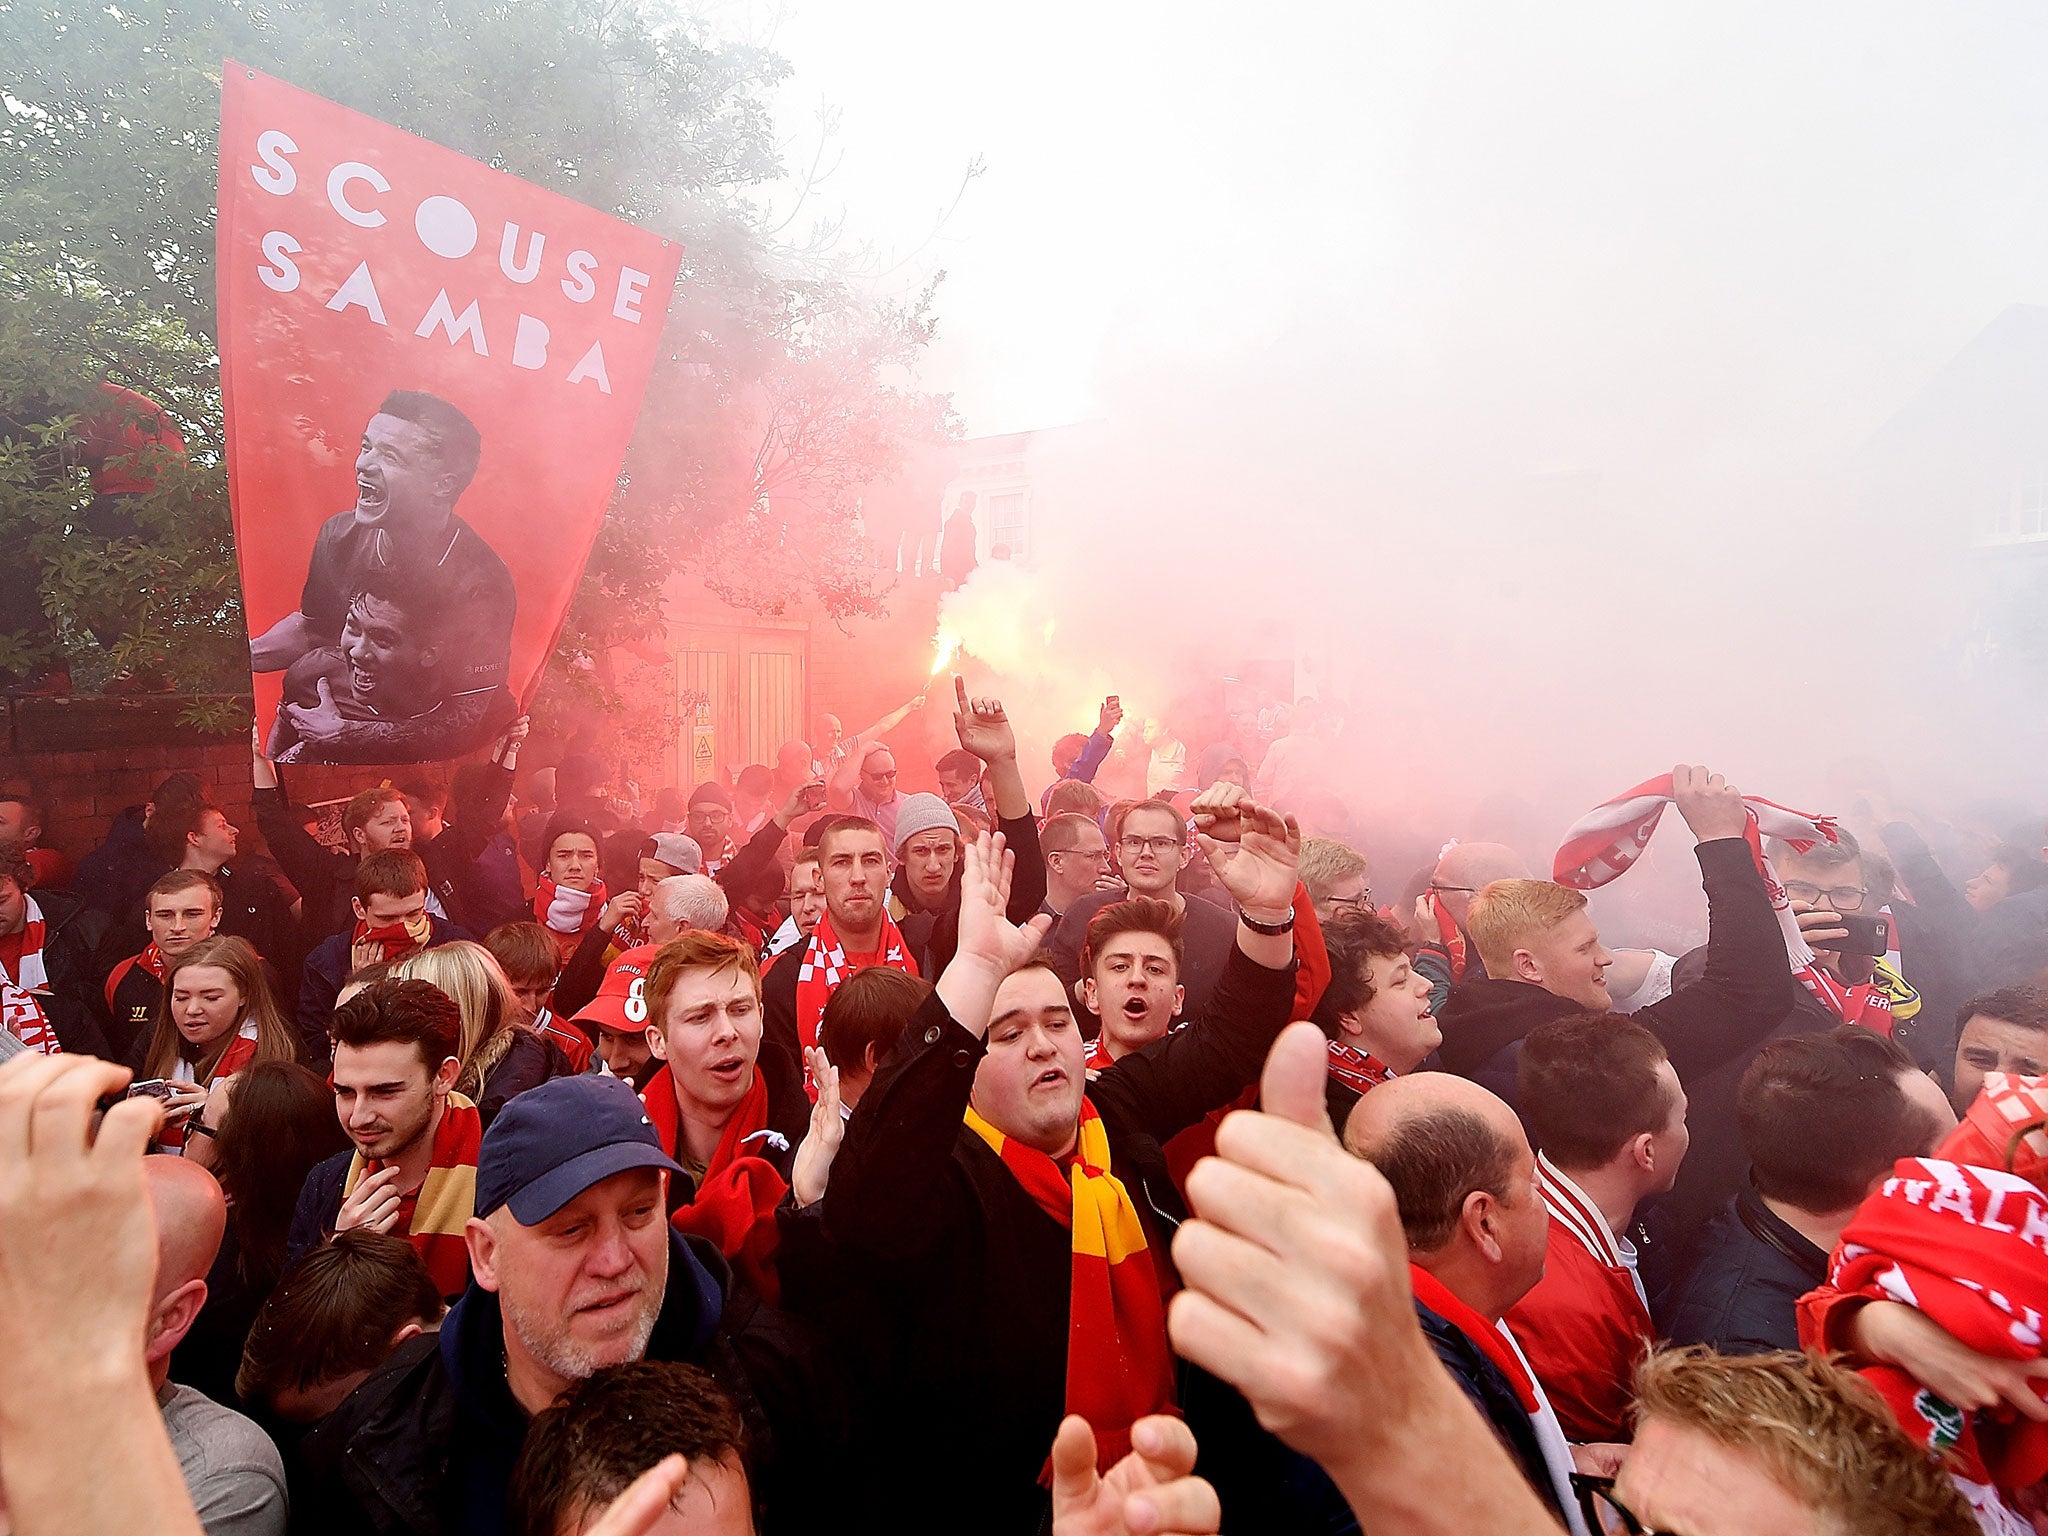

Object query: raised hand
[939,831,1055,1038]
[953,675,1018,765]
[1097,695,1124,737]
[954,831,1053,974]
[599,891,645,934]
[791,1046,845,1207]
[1671,763,1749,843]
[1194,791,1301,916]
[1050,1414,1220,1536]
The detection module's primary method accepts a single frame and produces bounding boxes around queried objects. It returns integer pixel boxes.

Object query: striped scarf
[965,1097,1176,1477]
[0,898,60,1056]
[535,875,607,936]
[342,1092,481,1299]
[794,909,917,1097]
[1554,773,1837,970]
[642,1065,789,1303]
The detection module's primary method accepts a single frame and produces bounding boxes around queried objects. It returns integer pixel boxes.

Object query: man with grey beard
[292,1074,834,1536]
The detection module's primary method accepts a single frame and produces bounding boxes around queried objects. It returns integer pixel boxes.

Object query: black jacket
[1416,1300,1571,1527]
[816,940,1295,1535]
[1436,838,1798,1112]
[16,888,113,1057]
[419,764,528,939]
[296,914,471,1067]
[1049,886,1240,1031]
[254,781,360,945]
[285,1147,353,1273]
[472,1027,570,1128]
[1659,1186,1829,1357]
[292,1228,835,1536]
[73,806,172,928]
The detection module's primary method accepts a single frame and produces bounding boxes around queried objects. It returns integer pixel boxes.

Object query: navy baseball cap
[475,1075,682,1225]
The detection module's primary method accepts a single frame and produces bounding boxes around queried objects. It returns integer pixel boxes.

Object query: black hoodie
[1435,838,1799,1114]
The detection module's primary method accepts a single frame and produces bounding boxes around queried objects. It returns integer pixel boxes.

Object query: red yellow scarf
[794,909,917,1096]
[641,1065,788,1303]
[341,1092,481,1299]
[351,911,434,965]
[965,1097,1176,1477]
[0,898,60,1055]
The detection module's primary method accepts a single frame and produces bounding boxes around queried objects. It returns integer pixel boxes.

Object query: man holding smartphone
[1769,829,1917,1038]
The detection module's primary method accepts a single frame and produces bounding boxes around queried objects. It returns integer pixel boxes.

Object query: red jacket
[1506,1155,1655,1444]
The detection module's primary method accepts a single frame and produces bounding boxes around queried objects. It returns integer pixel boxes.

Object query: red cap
[571,944,661,1036]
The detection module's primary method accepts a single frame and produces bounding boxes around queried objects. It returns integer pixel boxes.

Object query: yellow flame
[929,629,962,678]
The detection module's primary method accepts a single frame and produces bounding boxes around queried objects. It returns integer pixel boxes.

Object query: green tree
[0,0,954,748]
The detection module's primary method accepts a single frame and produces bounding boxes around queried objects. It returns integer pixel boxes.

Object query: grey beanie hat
[892,792,961,851]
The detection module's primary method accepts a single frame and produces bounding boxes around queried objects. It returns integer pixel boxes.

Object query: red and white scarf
[1326,1039,1396,1096]
[793,909,917,1098]
[535,875,607,936]
[1825,1158,2048,1490]
[0,898,62,1056]
[1554,773,1838,970]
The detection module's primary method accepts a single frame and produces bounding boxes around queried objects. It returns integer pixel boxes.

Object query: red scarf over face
[793,909,917,1098]
[640,1065,787,1303]
[342,1094,482,1300]
[965,1097,1177,1479]
[351,911,434,966]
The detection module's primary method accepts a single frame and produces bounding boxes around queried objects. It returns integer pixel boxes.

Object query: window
[987,491,1028,561]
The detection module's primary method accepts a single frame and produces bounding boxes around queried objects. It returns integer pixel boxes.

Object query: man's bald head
[145,1155,227,1303]
[1344,1072,1548,1318]
[142,1156,227,1379]
[1432,843,1530,927]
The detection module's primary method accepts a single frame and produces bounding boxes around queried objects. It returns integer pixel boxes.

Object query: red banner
[217,63,680,764]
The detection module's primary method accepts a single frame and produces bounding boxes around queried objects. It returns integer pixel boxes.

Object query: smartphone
[801,782,827,811]
[125,1078,176,1103]
[1824,914,1891,959]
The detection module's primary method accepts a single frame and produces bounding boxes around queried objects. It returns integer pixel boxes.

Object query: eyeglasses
[1574,1475,1663,1535]
[1119,835,1182,857]
[1053,848,1111,865]
[1428,883,1478,896]
[1782,881,1867,912]
[865,770,898,784]
[1327,891,1376,914]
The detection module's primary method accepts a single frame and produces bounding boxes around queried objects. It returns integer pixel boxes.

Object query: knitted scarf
[535,875,607,936]
[1554,772,1838,970]
[641,1064,788,1304]
[0,898,61,1055]
[1409,1263,1538,1412]
[157,1022,261,1152]
[1827,1157,2048,1489]
[1941,1071,2048,1190]
[350,911,435,965]
[341,1092,482,1299]
[1326,1039,1396,1096]
[965,1098,1176,1477]
[1423,887,1469,982]
[794,909,917,1095]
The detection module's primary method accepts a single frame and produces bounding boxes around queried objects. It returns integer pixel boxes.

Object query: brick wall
[0,696,491,866]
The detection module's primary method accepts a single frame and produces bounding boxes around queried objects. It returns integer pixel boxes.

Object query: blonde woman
[386,940,567,1125]
[133,935,298,1150]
